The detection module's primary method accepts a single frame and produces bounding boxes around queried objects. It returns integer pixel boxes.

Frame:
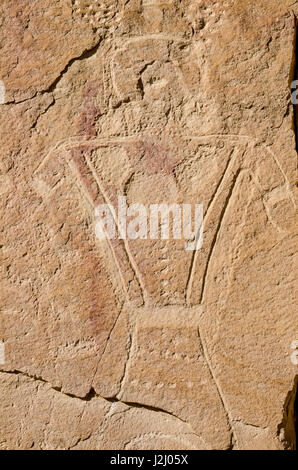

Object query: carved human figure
[32,26,296,449]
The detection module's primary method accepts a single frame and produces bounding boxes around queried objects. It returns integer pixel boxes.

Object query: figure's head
[109,35,213,133]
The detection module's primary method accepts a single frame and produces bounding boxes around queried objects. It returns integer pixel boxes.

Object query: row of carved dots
[72,0,118,26]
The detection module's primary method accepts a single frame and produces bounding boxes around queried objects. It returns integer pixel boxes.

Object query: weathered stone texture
[0,0,297,449]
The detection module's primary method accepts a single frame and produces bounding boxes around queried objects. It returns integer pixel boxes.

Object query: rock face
[0,0,297,450]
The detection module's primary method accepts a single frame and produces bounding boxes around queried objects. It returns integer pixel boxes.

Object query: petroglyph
[1,1,297,450]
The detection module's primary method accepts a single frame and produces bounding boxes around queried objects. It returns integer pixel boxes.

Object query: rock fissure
[4,39,103,105]
[278,375,297,450]
[0,368,207,442]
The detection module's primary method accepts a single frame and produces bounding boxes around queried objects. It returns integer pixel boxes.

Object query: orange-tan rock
[0,0,297,450]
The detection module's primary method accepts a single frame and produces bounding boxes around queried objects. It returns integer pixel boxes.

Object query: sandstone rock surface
[0,0,297,450]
